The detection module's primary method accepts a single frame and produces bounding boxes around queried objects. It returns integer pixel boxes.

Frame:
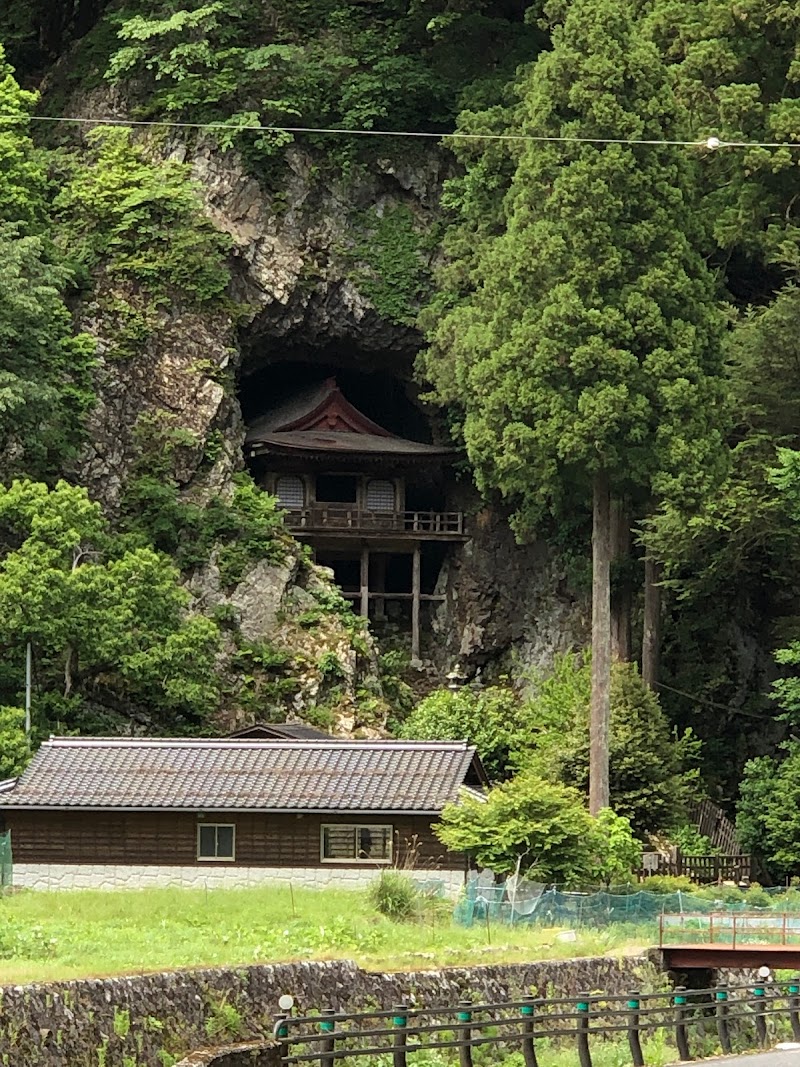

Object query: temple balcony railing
[283,506,465,538]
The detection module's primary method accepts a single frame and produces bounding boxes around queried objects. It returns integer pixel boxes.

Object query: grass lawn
[0,885,651,983]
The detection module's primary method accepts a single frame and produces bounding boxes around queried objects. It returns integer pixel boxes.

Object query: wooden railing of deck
[284,507,465,535]
[640,852,752,884]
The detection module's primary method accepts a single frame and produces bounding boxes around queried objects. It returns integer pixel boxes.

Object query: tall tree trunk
[610,498,632,661]
[590,469,612,816]
[642,556,661,690]
[64,643,75,697]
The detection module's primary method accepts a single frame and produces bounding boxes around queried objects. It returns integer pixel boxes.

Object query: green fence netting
[453,875,800,929]
[0,831,11,892]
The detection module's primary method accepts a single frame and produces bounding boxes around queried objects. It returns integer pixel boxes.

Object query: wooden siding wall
[4,811,462,870]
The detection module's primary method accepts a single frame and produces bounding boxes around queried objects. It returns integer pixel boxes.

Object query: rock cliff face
[68,99,586,713]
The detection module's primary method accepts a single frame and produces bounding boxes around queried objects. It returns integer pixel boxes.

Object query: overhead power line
[4,112,800,151]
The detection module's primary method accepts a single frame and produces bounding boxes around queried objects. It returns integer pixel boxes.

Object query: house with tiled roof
[0,737,487,892]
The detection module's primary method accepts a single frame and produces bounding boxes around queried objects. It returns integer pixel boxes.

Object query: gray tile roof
[0,738,479,813]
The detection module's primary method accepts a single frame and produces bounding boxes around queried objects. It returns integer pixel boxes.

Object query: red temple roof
[246,378,457,459]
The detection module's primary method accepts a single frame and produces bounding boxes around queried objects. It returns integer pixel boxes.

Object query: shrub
[401,685,522,780]
[737,742,800,879]
[435,772,639,887]
[672,823,719,855]
[639,874,697,895]
[368,870,418,920]
[745,884,772,908]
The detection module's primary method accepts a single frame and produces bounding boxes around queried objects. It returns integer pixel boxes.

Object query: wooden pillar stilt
[360,547,370,619]
[411,544,421,662]
[373,553,387,621]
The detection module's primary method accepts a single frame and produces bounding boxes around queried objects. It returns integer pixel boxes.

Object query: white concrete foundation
[13,863,466,896]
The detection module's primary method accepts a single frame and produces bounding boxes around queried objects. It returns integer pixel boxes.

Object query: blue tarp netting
[0,831,11,892]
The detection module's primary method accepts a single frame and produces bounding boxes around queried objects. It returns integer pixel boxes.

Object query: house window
[365,479,396,512]
[197,823,236,861]
[321,824,393,863]
[275,475,305,510]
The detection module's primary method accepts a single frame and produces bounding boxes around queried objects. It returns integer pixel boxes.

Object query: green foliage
[435,772,637,886]
[0,50,95,480]
[95,0,541,166]
[671,824,718,856]
[352,206,432,326]
[646,0,800,270]
[400,686,522,781]
[367,870,418,920]
[121,460,289,588]
[637,874,696,895]
[763,447,800,726]
[317,651,345,681]
[204,996,244,1040]
[520,657,698,837]
[0,480,221,733]
[588,809,641,887]
[0,706,30,780]
[421,0,726,533]
[54,126,231,309]
[736,745,800,878]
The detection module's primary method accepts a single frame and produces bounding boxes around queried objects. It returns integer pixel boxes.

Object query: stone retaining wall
[13,863,466,895]
[175,1041,280,1066]
[0,955,654,1067]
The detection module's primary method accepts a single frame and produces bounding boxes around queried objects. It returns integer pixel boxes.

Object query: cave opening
[239,359,431,442]
[237,343,464,661]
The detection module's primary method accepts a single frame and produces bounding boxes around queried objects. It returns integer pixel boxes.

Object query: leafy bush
[204,996,244,1040]
[122,469,289,586]
[367,870,418,920]
[401,685,522,781]
[745,883,772,908]
[639,875,697,895]
[0,706,30,780]
[671,824,718,856]
[435,772,639,887]
[737,743,800,879]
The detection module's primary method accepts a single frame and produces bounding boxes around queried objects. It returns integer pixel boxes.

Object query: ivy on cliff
[54,126,231,309]
[120,413,291,590]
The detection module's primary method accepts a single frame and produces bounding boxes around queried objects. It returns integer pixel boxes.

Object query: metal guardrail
[661,911,800,947]
[273,980,800,1067]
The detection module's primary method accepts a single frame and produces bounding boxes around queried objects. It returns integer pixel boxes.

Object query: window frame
[365,478,396,513]
[320,823,394,865]
[274,475,306,510]
[196,822,236,863]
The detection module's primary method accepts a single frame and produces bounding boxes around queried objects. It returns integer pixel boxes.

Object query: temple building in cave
[245,377,467,659]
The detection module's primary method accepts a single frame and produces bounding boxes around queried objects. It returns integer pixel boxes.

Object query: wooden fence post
[458,999,474,1067]
[392,1004,408,1067]
[753,981,767,1047]
[715,984,731,1055]
[674,987,691,1062]
[520,994,538,1067]
[626,990,644,1067]
[320,1007,337,1067]
[576,994,592,1067]
[789,977,800,1042]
